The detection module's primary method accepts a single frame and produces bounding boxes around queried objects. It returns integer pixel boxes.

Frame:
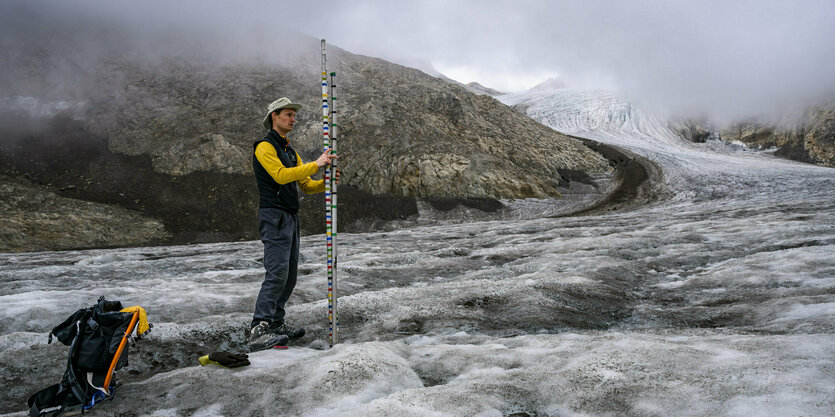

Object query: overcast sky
[5,0,835,121]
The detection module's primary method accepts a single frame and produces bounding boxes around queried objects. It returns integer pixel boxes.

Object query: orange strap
[103,311,139,395]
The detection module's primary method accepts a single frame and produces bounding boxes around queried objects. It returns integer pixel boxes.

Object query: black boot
[270,321,305,339]
[249,321,289,352]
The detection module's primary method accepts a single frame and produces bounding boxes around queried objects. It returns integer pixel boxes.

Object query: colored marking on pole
[322,40,340,348]
[324,40,334,348]
[329,69,339,347]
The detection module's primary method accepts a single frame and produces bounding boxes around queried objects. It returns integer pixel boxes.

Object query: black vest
[253,129,300,213]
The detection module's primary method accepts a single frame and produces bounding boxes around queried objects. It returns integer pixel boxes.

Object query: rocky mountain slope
[1,15,620,252]
[78,48,609,199]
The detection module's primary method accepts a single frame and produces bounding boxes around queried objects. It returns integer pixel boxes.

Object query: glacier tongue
[501,87,832,202]
[501,88,682,148]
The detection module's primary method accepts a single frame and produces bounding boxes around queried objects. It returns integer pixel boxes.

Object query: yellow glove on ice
[198,352,250,368]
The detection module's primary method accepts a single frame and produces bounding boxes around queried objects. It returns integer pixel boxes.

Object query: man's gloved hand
[198,351,251,368]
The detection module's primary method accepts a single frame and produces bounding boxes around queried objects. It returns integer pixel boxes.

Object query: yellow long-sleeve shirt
[254,141,325,194]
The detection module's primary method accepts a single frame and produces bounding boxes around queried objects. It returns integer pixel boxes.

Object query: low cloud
[3,0,834,123]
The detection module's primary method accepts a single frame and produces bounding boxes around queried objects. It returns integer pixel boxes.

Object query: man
[249,97,338,352]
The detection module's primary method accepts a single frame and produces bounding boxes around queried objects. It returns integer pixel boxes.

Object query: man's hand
[333,168,341,184]
[316,149,338,168]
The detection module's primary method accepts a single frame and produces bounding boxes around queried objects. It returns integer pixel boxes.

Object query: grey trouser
[251,207,299,329]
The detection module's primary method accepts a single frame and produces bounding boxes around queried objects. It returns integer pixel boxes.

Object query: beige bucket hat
[262,97,302,129]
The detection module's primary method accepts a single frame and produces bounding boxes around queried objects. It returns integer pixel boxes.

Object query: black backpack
[27,297,149,416]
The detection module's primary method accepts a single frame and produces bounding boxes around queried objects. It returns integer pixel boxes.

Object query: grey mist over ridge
[0,1,316,102]
[299,1,835,124]
[3,0,835,125]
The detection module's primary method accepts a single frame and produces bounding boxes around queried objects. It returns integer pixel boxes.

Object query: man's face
[272,109,297,134]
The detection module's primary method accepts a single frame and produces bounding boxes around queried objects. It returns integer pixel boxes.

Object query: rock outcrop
[0,175,168,252]
[671,102,834,167]
[667,118,717,143]
[719,102,834,167]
